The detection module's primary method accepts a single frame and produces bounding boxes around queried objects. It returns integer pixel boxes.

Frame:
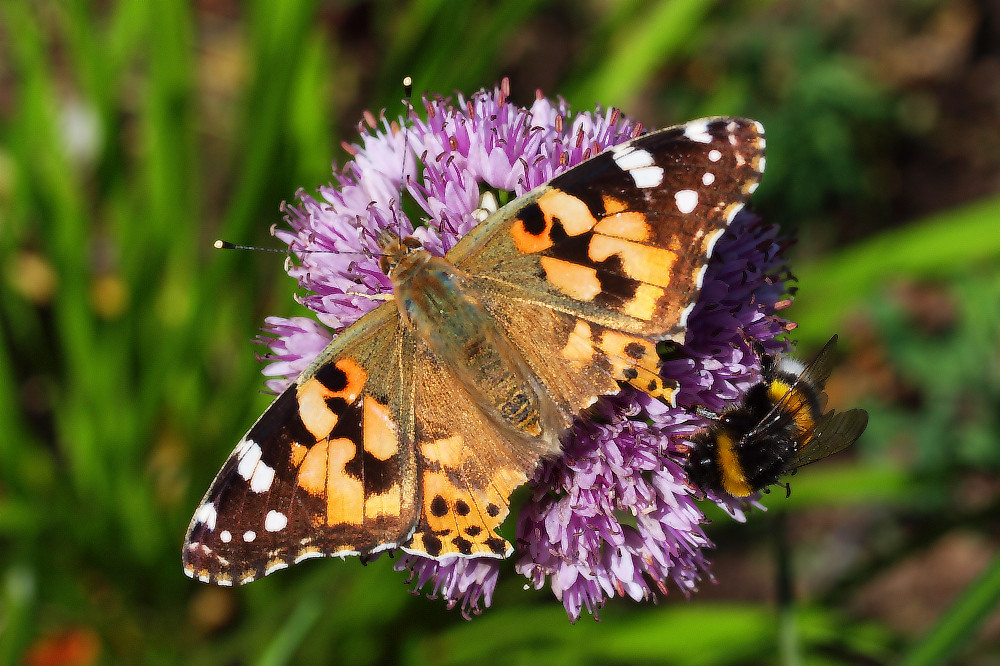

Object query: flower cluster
[259,79,792,621]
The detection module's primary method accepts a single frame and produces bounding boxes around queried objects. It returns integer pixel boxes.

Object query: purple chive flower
[258,79,793,621]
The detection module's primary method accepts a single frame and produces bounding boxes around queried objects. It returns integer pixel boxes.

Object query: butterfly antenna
[396,75,414,242]
[216,239,382,261]
[214,240,288,253]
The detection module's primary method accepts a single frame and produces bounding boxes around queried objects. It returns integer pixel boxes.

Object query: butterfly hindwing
[405,344,553,559]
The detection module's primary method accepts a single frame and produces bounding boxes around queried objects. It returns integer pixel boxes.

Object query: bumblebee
[682,335,868,497]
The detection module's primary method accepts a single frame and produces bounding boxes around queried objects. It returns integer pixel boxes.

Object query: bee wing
[743,335,841,443]
[791,408,869,469]
[789,334,840,392]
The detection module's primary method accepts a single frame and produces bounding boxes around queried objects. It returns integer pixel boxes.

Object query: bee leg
[688,405,720,421]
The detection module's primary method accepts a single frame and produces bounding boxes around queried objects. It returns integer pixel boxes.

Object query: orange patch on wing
[364,486,402,519]
[289,442,308,467]
[602,195,628,214]
[403,456,525,558]
[587,235,678,288]
[297,440,329,496]
[414,470,515,557]
[560,320,594,363]
[325,438,363,525]
[297,379,339,440]
[600,331,657,366]
[334,358,368,400]
[296,437,364,526]
[540,256,601,301]
[296,359,369,440]
[598,331,672,399]
[537,189,597,236]
[421,471,460,531]
[622,283,665,321]
[511,217,553,253]
[362,398,399,460]
[593,211,651,242]
[421,435,466,467]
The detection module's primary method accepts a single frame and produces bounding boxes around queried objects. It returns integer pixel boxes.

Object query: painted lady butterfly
[183,117,766,586]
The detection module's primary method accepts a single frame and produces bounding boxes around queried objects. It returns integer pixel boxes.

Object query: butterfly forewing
[452,118,766,341]
[183,307,422,585]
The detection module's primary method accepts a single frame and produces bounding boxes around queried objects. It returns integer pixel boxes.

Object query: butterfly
[683,335,869,497]
[183,117,766,586]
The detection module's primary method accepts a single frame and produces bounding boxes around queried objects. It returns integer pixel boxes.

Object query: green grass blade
[793,194,1000,346]
[900,552,1000,666]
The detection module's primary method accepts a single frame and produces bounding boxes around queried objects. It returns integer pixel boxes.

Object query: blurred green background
[2,1,999,663]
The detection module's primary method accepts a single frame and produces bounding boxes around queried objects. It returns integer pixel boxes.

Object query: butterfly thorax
[379,231,561,452]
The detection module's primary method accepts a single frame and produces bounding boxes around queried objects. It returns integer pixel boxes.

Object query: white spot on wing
[683,120,713,143]
[675,189,699,214]
[665,388,678,408]
[194,502,217,530]
[708,149,722,162]
[265,561,289,575]
[243,530,257,542]
[678,302,696,330]
[217,579,233,587]
[702,172,715,186]
[249,462,275,493]
[612,145,663,188]
[613,147,655,170]
[265,510,288,532]
[629,166,663,188]
[704,228,726,258]
[220,530,232,543]
[726,202,745,224]
[295,550,325,564]
[695,263,709,290]
[758,156,767,173]
[236,440,262,480]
